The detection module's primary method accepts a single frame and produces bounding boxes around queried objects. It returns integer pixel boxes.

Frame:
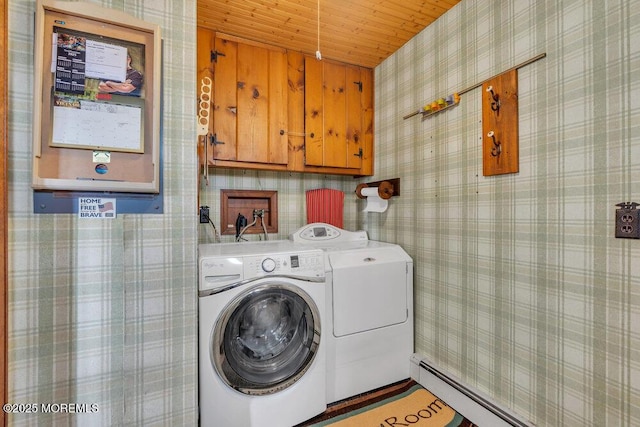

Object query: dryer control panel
[290,223,368,242]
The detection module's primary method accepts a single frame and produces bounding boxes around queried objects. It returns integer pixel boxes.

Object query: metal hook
[487,131,501,157]
[486,85,500,112]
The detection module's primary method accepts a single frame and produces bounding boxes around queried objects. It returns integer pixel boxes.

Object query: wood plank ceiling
[197,0,460,68]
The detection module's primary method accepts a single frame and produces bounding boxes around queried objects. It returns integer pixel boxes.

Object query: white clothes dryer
[290,223,414,404]
[199,241,327,427]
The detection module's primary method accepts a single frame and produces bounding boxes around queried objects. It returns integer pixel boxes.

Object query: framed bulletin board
[32,0,161,193]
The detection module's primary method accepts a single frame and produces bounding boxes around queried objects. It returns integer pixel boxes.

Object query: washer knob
[261,258,277,272]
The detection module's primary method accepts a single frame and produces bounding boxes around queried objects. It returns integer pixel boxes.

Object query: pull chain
[315,0,322,60]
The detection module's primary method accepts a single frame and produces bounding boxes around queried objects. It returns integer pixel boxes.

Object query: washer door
[211,282,321,395]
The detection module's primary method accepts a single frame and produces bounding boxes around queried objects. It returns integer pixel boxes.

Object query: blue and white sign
[78,197,117,219]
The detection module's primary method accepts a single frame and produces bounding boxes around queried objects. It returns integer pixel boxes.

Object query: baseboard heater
[410,354,534,427]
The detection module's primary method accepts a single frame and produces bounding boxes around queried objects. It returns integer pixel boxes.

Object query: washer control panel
[245,251,325,278]
[199,246,325,293]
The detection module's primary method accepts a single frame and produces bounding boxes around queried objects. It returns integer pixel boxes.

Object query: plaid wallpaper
[371,0,640,425]
[8,0,200,425]
[7,0,639,426]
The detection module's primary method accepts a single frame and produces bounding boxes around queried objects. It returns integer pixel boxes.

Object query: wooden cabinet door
[345,64,364,170]
[304,57,324,166]
[304,57,369,170]
[211,35,238,161]
[234,41,288,164]
[359,66,374,176]
[199,31,288,167]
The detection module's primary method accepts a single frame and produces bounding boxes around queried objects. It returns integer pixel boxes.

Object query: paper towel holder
[355,178,400,200]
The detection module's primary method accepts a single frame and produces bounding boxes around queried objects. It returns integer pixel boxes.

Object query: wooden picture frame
[32,0,161,193]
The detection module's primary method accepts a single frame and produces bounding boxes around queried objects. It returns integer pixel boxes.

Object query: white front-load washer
[199,241,327,427]
[290,223,414,404]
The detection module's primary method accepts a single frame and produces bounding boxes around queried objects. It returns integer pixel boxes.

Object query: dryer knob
[261,258,277,273]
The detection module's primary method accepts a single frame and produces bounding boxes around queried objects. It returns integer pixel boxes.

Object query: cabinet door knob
[310,132,315,138]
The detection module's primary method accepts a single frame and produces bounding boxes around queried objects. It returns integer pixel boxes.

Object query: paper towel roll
[361,187,388,212]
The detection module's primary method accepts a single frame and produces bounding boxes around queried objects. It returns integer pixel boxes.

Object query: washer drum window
[211,283,321,395]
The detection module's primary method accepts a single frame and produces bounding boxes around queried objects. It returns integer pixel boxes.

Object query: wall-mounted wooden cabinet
[197,28,373,176]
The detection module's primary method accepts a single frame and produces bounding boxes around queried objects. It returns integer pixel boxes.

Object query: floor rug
[298,380,478,427]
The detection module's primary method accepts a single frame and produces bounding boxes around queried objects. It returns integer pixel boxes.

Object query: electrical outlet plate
[615,202,640,239]
[199,206,210,224]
